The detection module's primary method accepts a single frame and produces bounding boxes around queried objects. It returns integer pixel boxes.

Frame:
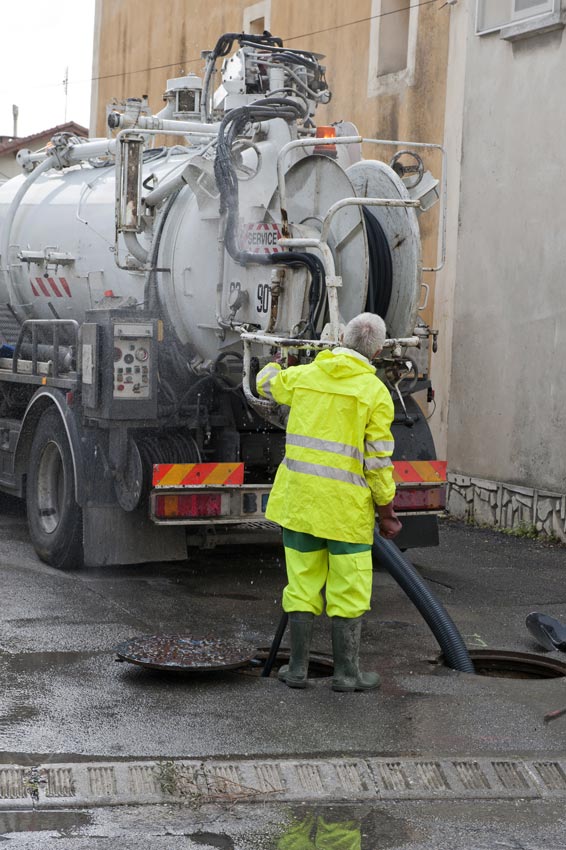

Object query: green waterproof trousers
[282,528,373,618]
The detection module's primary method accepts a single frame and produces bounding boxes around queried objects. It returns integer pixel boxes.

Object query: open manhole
[243,648,334,679]
[465,650,566,679]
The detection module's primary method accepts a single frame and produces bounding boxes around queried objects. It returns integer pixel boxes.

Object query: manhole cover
[115,634,256,672]
[242,648,334,678]
[467,650,566,679]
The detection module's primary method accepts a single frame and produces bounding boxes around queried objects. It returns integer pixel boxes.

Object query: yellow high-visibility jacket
[256,347,396,544]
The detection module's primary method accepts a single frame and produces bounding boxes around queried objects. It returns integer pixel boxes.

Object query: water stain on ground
[0,705,40,727]
[190,832,235,849]
[0,810,91,837]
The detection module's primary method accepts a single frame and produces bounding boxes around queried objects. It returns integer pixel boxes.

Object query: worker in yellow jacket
[256,312,401,692]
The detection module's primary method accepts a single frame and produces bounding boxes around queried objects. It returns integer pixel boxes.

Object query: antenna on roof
[63,67,69,123]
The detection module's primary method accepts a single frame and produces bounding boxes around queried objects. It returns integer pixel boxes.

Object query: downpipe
[373,532,475,674]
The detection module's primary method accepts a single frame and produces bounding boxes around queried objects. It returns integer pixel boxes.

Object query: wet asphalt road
[1,492,566,846]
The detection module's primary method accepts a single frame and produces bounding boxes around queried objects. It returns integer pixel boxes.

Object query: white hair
[342,313,387,360]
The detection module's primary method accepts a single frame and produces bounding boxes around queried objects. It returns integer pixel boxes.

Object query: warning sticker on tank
[240,223,282,254]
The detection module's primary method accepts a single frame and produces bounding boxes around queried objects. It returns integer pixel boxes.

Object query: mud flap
[82,504,187,566]
[394,514,439,550]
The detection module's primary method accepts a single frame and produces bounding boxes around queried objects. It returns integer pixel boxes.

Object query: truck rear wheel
[26,408,83,569]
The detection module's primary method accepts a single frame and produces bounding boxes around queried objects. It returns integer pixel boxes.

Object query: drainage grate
[1,755,566,808]
[296,764,325,794]
[87,766,117,797]
[414,761,450,792]
[532,762,566,791]
[253,764,285,794]
[128,765,159,796]
[492,761,531,791]
[0,769,26,800]
[453,761,491,791]
[371,761,410,792]
[46,768,75,798]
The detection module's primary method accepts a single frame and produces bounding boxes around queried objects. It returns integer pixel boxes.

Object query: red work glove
[377,502,402,540]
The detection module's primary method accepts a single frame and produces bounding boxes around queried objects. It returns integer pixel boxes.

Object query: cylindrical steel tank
[0,126,420,359]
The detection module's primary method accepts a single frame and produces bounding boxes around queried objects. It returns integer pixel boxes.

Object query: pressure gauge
[135,347,149,362]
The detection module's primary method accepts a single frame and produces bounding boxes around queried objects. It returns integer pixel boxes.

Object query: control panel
[81,311,159,421]
[113,323,152,400]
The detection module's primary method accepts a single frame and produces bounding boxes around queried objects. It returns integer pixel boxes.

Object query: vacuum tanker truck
[0,32,446,568]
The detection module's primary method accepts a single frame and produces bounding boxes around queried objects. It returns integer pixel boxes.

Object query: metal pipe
[239,331,419,350]
[124,231,149,264]
[320,196,420,244]
[277,236,341,340]
[240,332,334,348]
[265,269,284,334]
[17,138,118,170]
[241,337,276,413]
[143,163,190,208]
[64,137,118,164]
[12,320,79,375]
[114,128,196,270]
[215,212,227,329]
[112,112,221,136]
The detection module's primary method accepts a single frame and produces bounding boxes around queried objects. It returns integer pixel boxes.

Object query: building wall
[91,0,450,334]
[0,153,22,182]
[446,2,566,537]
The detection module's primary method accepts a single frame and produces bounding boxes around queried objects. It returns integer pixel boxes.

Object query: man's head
[342,313,387,360]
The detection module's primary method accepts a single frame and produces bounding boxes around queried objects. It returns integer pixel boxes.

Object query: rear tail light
[155,493,223,519]
[394,487,446,512]
[314,125,337,156]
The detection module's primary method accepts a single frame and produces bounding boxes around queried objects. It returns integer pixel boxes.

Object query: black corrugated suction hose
[373,532,475,673]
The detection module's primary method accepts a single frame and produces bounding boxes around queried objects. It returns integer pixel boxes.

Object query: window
[476,0,557,35]
[377,0,411,76]
[367,0,419,96]
[249,16,265,35]
[243,1,271,35]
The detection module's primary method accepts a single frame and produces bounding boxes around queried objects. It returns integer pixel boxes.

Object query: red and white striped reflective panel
[152,462,244,488]
[392,460,447,484]
[30,277,72,298]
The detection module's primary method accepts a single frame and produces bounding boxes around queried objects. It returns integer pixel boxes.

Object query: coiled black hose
[363,207,393,318]
[373,532,475,673]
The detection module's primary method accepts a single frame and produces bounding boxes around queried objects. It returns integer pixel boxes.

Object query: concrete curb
[2,755,566,809]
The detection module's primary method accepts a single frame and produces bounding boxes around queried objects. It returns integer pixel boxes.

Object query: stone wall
[447,473,566,542]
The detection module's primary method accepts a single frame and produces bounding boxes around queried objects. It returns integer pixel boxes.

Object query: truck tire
[26,408,83,569]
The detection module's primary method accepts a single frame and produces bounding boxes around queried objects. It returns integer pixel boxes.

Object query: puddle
[0,650,98,675]
[0,810,91,837]
[272,805,411,849]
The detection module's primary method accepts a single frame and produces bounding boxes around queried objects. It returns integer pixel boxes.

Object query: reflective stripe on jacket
[256,347,395,544]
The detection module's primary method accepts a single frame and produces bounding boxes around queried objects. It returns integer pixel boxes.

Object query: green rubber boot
[278,612,315,689]
[331,616,381,693]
